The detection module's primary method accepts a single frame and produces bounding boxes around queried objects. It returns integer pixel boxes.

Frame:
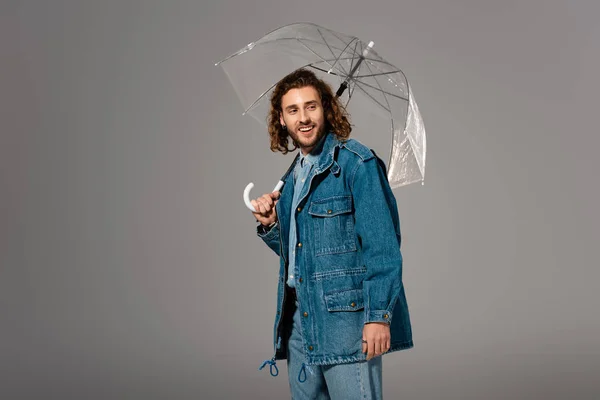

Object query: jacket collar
[282,131,342,182]
[313,131,341,173]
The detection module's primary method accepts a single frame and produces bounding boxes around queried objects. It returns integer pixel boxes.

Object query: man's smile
[298,125,315,135]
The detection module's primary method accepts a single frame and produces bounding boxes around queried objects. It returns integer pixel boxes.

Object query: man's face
[279,86,326,155]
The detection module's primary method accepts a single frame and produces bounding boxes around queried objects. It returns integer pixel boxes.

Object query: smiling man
[250,68,414,399]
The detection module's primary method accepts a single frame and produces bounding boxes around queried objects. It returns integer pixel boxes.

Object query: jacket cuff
[364,309,393,325]
[257,221,279,239]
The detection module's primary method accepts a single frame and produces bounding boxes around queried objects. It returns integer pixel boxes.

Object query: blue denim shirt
[287,135,326,288]
[257,132,413,369]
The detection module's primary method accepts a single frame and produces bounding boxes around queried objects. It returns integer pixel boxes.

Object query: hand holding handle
[244,181,284,212]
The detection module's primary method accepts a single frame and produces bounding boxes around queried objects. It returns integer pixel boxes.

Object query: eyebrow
[285,100,318,111]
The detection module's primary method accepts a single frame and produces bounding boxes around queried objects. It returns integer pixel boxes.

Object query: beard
[287,123,327,151]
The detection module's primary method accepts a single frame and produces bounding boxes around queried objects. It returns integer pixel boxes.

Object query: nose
[299,109,310,123]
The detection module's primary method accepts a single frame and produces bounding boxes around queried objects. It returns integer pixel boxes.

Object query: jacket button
[327,209,332,214]
[383,314,389,319]
[297,207,302,212]
[308,345,314,351]
[297,242,302,247]
[299,277,303,283]
[303,311,308,317]
[350,302,356,307]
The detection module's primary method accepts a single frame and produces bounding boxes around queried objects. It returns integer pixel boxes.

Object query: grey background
[1,0,599,399]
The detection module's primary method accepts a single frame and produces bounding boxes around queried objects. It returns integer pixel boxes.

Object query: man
[250,68,413,399]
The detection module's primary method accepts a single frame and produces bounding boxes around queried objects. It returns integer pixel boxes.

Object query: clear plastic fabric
[216,22,426,188]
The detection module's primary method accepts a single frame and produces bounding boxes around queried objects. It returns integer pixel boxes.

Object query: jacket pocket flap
[324,288,364,312]
[308,196,352,217]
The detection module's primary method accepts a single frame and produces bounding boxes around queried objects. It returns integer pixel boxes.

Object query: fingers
[365,339,374,361]
[250,192,281,228]
[252,194,275,215]
[259,195,273,211]
[362,336,390,360]
[374,341,382,358]
[250,199,266,215]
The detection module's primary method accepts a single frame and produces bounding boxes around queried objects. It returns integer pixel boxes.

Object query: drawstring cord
[298,362,314,383]
[259,337,282,377]
[298,363,307,383]
[259,334,314,384]
[259,357,279,377]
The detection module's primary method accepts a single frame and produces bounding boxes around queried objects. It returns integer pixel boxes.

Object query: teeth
[299,126,313,132]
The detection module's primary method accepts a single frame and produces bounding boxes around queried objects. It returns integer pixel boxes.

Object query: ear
[279,113,285,127]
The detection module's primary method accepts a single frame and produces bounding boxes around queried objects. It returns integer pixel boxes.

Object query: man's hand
[251,191,280,227]
[362,322,390,360]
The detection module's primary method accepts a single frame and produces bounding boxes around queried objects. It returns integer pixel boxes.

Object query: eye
[308,104,316,110]
[288,109,297,114]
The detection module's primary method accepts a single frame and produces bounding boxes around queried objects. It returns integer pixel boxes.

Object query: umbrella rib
[351,83,391,113]
[352,80,408,101]
[360,60,417,180]
[361,59,393,113]
[327,37,358,74]
[310,56,395,73]
[221,36,401,69]
[307,64,354,105]
[360,56,410,93]
[306,62,403,93]
[242,81,279,115]
[307,64,351,77]
[347,40,360,76]
[317,28,338,61]
[353,70,404,78]
[308,65,341,75]
[296,39,351,76]
[363,57,412,125]
[216,36,348,63]
[296,37,334,69]
[295,38,352,76]
[327,28,361,57]
[348,80,356,104]
[241,58,348,115]
[301,64,408,103]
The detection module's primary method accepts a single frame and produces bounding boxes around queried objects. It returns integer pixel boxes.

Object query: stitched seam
[350,158,363,192]
[308,195,352,216]
[312,267,367,280]
[324,287,362,296]
[315,244,356,256]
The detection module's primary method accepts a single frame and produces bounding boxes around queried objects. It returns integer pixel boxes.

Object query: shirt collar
[298,132,328,167]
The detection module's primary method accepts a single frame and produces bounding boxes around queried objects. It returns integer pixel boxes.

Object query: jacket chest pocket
[308,195,357,256]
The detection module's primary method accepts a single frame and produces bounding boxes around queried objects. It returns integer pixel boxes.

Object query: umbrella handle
[244,181,284,212]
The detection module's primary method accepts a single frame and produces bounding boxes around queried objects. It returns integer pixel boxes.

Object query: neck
[300,147,313,156]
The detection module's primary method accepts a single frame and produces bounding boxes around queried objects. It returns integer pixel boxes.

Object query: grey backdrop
[1,0,599,399]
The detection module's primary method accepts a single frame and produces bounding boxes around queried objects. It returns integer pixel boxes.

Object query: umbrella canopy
[216,22,426,207]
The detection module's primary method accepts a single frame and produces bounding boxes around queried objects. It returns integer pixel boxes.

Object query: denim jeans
[286,300,383,399]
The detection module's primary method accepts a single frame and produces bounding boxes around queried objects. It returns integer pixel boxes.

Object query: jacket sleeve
[350,154,403,325]
[257,221,281,257]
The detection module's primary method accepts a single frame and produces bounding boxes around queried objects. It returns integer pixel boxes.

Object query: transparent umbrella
[215,22,426,211]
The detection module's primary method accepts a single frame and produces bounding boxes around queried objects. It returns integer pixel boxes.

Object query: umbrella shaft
[348,55,365,78]
[336,55,365,97]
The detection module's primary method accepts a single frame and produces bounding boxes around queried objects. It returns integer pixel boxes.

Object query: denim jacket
[257,132,413,372]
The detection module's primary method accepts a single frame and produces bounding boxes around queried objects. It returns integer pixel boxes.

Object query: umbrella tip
[362,41,375,57]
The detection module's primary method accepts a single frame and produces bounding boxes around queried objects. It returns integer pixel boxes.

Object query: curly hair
[267,68,352,154]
